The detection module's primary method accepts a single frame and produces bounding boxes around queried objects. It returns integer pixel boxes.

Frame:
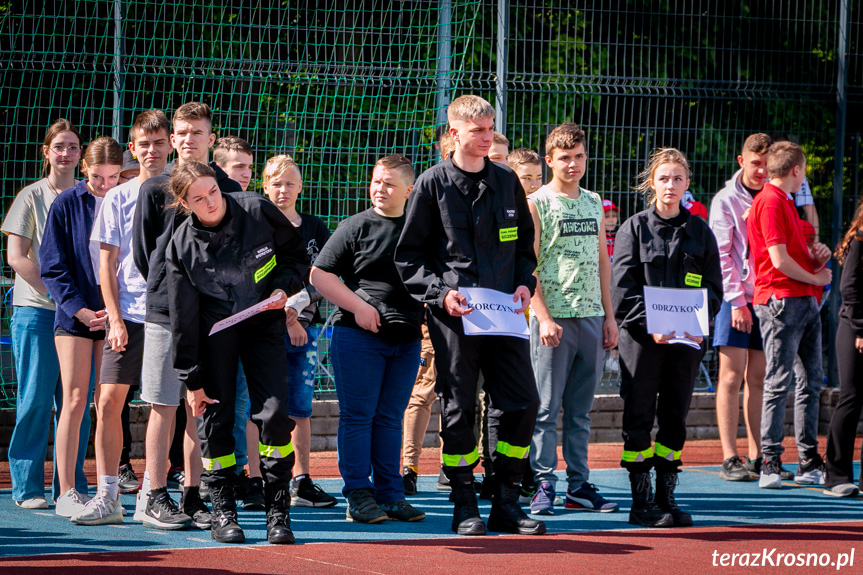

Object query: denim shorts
[285,326,318,418]
[713,300,763,351]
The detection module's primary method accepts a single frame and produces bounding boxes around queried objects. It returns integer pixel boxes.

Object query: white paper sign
[209,294,283,336]
[460,287,529,339]
[644,286,709,338]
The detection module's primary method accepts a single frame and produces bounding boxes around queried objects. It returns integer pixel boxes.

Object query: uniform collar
[442,157,506,198]
[647,204,696,238]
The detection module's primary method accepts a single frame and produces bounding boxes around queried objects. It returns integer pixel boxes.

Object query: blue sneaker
[565,482,619,513]
[529,483,554,515]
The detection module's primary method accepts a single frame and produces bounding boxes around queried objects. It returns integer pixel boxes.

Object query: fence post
[495,0,508,135]
[112,0,125,142]
[828,0,850,387]
[435,0,452,127]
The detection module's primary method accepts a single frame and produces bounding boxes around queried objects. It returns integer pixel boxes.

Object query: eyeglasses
[50,145,81,155]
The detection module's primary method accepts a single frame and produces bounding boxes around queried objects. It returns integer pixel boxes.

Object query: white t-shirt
[89,195,104,284]
[795,177,814,207]
[0,178,60,310]
[90,179,146,323]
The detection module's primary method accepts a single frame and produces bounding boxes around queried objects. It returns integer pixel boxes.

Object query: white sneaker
[55,489,89,517]
[823,483,859,497]
[15,497,49,510]
[70,493,123,525]
[133,474,151,522]
[794,456,826,486]
[758,459,783,489]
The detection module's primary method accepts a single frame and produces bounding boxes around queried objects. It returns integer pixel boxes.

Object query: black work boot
[450,475,486,536]
[655,470,693,527]
[264,482,295,544]
[628,471,673,528]
[209,479,245,543]
[487,478,546,535]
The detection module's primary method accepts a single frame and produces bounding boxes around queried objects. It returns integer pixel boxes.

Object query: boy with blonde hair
[261,155,337,508]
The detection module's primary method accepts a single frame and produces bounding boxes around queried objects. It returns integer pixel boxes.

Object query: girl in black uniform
[611,148,722,528]
[824,199,863,497]
[166,162,307,544]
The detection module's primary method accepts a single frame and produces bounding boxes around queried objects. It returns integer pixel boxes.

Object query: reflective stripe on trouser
[196,309,296,486]
[496,440,529,460]
[654,442,681,462]
[260,442,294,459]
[442,447,480,468]
[618,327,701,471]
[202,453,237,471]
[621,445,655,464]
[427,308,539,481]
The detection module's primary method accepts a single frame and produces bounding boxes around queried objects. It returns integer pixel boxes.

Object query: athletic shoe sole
[719,470,753,482]
[141,514,192,530]
[71,511,123,525]
[794,473,825,486]
[291,496,337,508]
[823,485,859,498]
[758,474,782,489]
[564,500,619,513]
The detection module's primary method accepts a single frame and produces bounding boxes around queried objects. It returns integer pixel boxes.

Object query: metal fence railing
[1,0,860,408]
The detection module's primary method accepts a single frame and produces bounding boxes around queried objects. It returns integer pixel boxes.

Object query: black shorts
[100,320,145,387]
[54,325,105,341]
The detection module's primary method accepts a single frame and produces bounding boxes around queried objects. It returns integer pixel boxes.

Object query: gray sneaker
[719,456,752,481]
[346,488,388,524]
[70,493,123,525]
[823,483,859,497]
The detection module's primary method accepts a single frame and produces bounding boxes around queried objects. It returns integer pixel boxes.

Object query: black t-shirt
[313,208,423,341]
[296,213,331,325]
[742,182,762,199]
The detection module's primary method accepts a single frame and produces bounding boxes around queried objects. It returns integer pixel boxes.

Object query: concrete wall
[1,389,858,461]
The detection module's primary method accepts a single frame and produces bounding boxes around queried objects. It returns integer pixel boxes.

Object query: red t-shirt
[747,183,818,304]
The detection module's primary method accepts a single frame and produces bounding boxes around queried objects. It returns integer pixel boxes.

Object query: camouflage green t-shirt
[530,185,604,318]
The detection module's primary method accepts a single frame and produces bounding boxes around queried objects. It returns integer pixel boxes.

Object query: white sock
[99,475,119,501]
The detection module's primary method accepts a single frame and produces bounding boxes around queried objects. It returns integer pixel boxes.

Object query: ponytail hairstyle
[835,197,863,265]
[167,161,217,214]
[636,147,691,205]
[80,136,124,176]
[41,119,83,178]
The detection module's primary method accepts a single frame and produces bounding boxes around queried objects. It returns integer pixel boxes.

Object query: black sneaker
[291,475,337,508]
[242,477,265,510]
[346,488,388,523]
[379,500,425,521]
[180,486,212,530]
[167,466,185,490]
[743,456,761,479]
[118,463,142,494]
[143,487,193,530]
[199,481,210,502]
[719,456,752,481]
[403,467,418,496]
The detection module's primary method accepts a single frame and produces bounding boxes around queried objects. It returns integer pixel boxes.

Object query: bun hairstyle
[80,137,124,176]
[636,148,691,205]
[167,160,217,214]
[41,118,83,178]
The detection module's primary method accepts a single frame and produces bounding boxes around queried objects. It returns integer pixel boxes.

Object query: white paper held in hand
[209,293,283,336]
[644,286,708,348]
[459,286,529,339]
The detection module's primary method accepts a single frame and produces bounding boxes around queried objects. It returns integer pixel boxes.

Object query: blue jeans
[286,326,317,418]
[233,360,249,467]
[8,306,91,501]
[331,326,420,502]
[754,295,823,460]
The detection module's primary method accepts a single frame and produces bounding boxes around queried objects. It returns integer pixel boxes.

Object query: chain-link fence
[1,1,861,408]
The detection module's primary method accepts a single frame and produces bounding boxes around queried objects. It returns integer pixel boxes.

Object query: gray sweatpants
[529,315,603,491]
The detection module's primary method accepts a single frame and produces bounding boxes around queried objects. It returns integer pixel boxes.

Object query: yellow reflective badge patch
[684,273,702,287]
[499,227,518,242]
[254,255,277,283]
